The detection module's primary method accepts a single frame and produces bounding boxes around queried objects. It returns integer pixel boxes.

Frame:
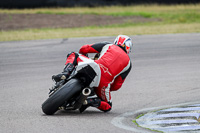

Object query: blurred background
[0,0,200,42]
[0,0,200,8]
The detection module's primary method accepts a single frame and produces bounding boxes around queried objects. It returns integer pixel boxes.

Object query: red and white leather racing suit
[65,42,132,112]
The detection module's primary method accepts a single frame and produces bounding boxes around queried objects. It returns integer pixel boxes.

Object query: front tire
[42,78,82,115]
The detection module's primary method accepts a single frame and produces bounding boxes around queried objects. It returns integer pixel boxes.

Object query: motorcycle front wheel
[42,78,82,115]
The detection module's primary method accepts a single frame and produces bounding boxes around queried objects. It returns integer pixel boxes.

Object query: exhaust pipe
[82,88,91,96]
[73,88,91,109]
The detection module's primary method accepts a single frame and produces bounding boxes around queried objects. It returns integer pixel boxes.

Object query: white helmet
[114,35,133,54]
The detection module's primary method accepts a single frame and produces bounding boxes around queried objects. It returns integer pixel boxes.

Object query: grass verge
[1,23,199,42]
[0,4,200,41]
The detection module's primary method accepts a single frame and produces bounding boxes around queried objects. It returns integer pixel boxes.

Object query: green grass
[0,4,200,41]
[133,113,163,133]
[1,23,199,42]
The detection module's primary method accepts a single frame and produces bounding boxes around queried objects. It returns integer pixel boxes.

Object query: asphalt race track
[0,33,200,133]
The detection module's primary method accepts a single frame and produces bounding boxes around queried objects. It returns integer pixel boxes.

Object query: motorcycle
[42,54,101,115]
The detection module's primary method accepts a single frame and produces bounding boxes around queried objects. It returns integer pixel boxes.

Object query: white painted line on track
[111,102,200,133]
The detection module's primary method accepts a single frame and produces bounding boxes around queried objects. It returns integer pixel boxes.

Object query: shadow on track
[41,109,120,117]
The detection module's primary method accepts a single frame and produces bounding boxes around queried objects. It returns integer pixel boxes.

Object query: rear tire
[42,78,82,115]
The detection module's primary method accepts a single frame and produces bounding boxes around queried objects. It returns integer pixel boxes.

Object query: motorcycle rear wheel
[42,78,82,115]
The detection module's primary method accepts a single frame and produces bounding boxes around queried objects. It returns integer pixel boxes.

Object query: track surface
[0,33,200,133]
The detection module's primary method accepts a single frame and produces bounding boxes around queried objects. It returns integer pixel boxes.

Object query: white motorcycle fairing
[75,55,101,88]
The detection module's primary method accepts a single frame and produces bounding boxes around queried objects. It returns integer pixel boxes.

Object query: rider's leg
[79,97,112,113]
[79,84,112,113]
[79,97,101,113]
[98,101,112,112]
[94,84,112,112]
[52,52,79,82]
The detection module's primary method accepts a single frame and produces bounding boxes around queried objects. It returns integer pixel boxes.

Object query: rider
[52,35,132,113]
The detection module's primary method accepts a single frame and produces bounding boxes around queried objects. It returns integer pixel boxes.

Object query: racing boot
[79,97,101,113]
[52,63,75,82]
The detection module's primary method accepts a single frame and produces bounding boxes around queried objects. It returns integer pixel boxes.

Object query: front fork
[49,79,66,97]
